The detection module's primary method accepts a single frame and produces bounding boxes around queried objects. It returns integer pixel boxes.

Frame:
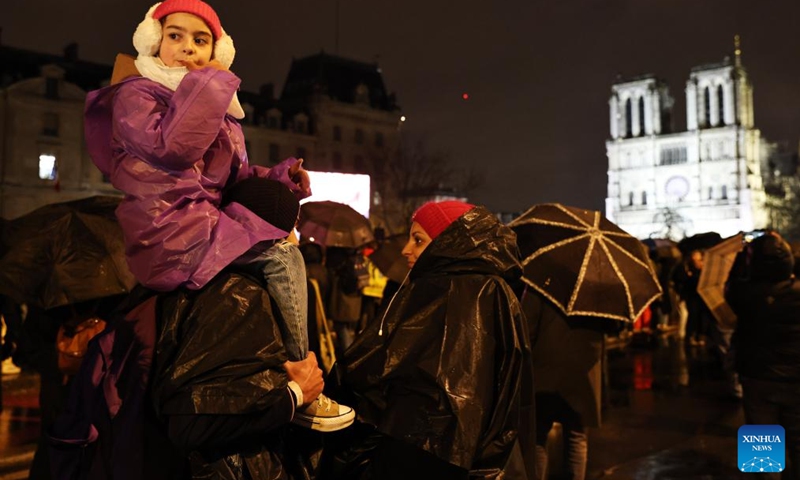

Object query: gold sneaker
[292,394,355,432]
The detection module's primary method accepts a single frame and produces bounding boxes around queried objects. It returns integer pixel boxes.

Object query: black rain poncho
[337,206,535,479]
[150,271,320,479]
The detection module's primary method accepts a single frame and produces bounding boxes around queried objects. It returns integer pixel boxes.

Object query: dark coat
[151,271,319,480]
[522,290,605,428]
[49,272,317,480]
[728,278,800,384]
[339,206,535,479]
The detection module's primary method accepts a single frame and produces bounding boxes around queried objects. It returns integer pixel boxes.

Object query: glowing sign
[302,171,371,218]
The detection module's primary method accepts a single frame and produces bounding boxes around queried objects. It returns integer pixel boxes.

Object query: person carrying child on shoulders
[84,0,311,292]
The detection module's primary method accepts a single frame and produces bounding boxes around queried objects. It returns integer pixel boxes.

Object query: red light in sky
[462,93,469,100]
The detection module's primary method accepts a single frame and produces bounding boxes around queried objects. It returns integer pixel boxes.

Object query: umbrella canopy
[697,233,744,329]
[298,201,374,248]
[0,196,136,310]
[368,233,409,283]
[508,203,661,323]
[678,232,722,254]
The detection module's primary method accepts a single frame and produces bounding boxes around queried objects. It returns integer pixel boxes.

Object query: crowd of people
[1,1,799,479]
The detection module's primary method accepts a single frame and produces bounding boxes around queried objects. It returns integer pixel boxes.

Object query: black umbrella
[508,203,661,323]
[678,232,722,254]
[298,201,374,248]
[0,196,136,309]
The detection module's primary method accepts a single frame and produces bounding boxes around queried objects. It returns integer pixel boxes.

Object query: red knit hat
[153,0,222,40]
[412,201,475,240]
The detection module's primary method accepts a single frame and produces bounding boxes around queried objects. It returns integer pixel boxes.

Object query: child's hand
[289,159,312,196]
[179,58,228,72]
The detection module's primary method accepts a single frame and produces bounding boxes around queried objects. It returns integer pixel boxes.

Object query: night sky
[2,1,799,213]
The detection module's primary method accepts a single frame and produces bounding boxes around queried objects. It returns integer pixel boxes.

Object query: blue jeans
[255,241,308,361]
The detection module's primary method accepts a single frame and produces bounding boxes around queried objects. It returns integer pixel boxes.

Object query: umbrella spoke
[522,233,591,264]
[567,231,596,312]
[604,236,654,270]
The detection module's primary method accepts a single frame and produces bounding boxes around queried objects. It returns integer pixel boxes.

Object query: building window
[42,112,59,137]
[355,128,364,145]
[39,154,57,180]
[638,96,645,135]
[375,132,384,148]
[717,84,725,126]
[296,147,307,160]
[268,116,279,129]
[332,152,343,170]
[708,186,713,200]
[704,86,711,128]
[269,143,280,165]
[45,78,59,99]
[628,191,634,206]
[659,146,688,165]
[625,98,633,138]
[721,185,728,200]
[333,125,342,141]
[642,191,647,205]
[354,155,365,172]
[295,121,306,134]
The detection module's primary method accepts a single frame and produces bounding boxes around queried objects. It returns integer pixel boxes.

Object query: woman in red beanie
[328,200,536,479]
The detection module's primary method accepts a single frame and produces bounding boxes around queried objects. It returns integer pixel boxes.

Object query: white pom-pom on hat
[131,1,236,69]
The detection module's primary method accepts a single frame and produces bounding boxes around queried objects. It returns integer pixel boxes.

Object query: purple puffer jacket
[85,67,299,291]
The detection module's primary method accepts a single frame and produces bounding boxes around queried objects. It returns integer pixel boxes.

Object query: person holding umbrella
[508,203,661,480]
[326,200,535,479]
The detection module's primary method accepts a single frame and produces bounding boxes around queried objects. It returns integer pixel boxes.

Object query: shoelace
[318,395,333,413]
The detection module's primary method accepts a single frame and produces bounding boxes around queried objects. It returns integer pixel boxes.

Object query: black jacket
[151,271,318,479]
[728,277,800,384]
[339,206,535,479]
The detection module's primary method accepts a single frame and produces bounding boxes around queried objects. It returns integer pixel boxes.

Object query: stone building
[605,43,772,239]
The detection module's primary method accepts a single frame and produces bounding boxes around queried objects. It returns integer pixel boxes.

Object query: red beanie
[412,201,475,240]
[153,0,223,40]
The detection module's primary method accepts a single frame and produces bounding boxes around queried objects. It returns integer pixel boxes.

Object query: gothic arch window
[704,86,711,128]
[638,96,646,135]
[625,98,633,138]
[642,191,648,205]
[717,84,725,126]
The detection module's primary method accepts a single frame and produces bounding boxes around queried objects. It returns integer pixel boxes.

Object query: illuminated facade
[605,47,770,239]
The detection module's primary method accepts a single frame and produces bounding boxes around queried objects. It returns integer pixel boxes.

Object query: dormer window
[266,108,282,129]
[45,78,59,100]
[355,83,369,105]
[293,113,309,134]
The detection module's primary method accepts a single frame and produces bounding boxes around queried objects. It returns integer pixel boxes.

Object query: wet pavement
[0,371,39,480]
[0,331,773,479]
[588,332,750,479]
